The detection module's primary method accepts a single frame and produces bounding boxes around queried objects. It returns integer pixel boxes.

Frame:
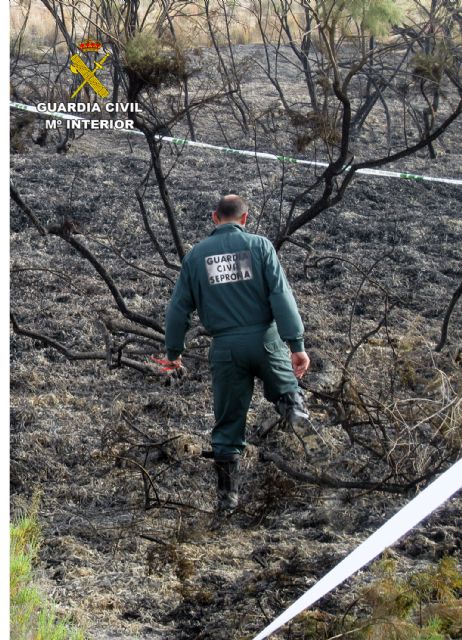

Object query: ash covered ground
[10,44,462,639]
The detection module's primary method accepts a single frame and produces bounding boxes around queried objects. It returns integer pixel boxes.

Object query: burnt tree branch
[10,313,156,375]
[47,224,164,333]
[275,98,462,250]
[435,280,462,352]
[135,190,181,272]
[352,98,462,172]
[10,181,47,236]
[260,451,448,494]
[275,80,353,249]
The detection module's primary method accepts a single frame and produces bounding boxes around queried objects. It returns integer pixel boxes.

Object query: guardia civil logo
[36,38,142,131]
[70,40,110,99]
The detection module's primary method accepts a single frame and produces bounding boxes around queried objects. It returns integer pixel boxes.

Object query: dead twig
[260,450,439,494]
[135,189,181,272]
[10,181,47,236]
[11,312,157,376]
[48,222,164,333]
[115,455,161,508]
[435,280,462,352]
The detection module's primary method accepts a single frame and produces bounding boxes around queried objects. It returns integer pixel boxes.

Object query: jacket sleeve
[262,240,305,353]
[165,259,196,360]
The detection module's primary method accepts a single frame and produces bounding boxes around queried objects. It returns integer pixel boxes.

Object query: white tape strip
[10,101,462,186]
[252,458,462,640]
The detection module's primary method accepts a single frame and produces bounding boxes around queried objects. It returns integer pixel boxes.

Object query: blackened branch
[10,181,47,236]
[47,224,164,333]
[135,190,181,272]
[435,280,462,352]
[260,451,441,494]
[11,312,156,376]
[352,98,462,172]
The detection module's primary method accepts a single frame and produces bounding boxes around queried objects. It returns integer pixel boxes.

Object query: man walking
[165,195,310,511]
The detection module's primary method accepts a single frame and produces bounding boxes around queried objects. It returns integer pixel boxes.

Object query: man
[165,195,310,511]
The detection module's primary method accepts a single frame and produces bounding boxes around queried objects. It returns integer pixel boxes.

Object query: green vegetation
[321,0,403,36]
[124,31,186,87]
[10,500,85,640]
[359,556,462,639]
[350,0,403,36]
[293,556,462,639]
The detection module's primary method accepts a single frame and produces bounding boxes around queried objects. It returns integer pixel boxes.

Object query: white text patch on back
[205,251,253,285]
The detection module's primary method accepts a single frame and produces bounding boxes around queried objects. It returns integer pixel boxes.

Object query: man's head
[212,194,248,226]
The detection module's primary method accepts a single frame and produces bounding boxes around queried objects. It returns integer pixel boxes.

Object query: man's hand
[167,356,185,378]
[167,356,182,367]
[150,355,185,377]
[291,351,310,379]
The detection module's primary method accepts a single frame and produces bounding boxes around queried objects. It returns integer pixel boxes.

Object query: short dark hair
[216,194,247,220]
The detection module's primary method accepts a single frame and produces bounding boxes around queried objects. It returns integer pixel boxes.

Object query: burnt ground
[10,44,462,639]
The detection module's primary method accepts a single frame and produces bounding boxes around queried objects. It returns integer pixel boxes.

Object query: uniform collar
[210,223,245,236]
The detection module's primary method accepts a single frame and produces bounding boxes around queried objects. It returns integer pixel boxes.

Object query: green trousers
[209,323,299,457]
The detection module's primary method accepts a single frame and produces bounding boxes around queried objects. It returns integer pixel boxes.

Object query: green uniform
[165,223,305,457]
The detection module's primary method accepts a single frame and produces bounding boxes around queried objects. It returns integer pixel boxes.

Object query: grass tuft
[10,497,85,640]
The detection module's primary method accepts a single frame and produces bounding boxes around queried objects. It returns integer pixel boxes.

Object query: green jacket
[165,223,305,360]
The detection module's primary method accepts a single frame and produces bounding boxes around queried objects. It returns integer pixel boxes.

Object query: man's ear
[212,211,220,225]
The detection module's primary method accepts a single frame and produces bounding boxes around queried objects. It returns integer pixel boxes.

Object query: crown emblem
[78,40,102,53]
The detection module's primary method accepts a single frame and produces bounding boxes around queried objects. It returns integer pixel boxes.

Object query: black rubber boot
[276,391,309,426]
[214,455,240,512]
